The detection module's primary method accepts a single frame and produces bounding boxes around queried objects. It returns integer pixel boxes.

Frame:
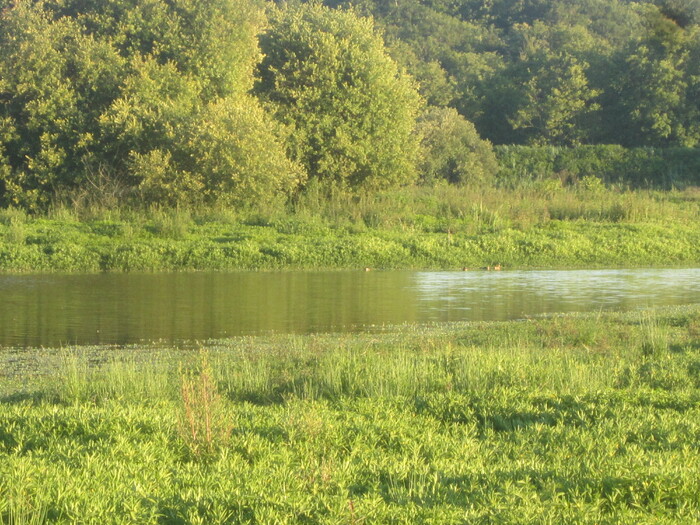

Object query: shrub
[417,107,498,186]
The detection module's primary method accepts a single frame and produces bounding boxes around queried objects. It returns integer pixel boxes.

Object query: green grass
[1,306,700,523]
[0,185,698,272]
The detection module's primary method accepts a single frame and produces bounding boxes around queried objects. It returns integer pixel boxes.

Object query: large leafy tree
[255,3,422,190]
[509,58,601,146]
[612,7,700,146]
[486,23,601,146]
[0,0,301,209]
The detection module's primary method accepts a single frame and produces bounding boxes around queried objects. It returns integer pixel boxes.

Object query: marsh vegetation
[0,184,698,273]
[1,307,699,523]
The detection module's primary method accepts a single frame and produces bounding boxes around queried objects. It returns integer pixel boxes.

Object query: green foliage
[319,0,700,152]
[188,97,304,206]
[656,0,700,28]
[0,185,698,272]
[0,2,106,209]
[256,3,422,189]
[612,13,700,147]
[502,23,602,146]
[0,0,300,209]
[495,145,700,188]
[2,307,700,522]
[2,0,700,206]
[417,107,498,185]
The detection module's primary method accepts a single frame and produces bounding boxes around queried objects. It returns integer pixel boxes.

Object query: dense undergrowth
[1,306,699,523]
[0,185,698,272]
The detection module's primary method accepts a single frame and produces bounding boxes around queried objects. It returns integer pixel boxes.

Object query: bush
[495,145,700,188]
[417,107,499,186]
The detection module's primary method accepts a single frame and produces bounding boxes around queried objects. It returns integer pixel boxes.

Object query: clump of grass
[178,352,232,461]
[148,208,192,239]
[46,204,79,223]
[5,221,26,245]
[0,462,49,525]
[59,351,92,404]
[0,207,27,245]
[640,311,670,358]
[0,496,48,525]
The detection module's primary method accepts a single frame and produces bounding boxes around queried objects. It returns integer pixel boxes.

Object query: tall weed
[178,352,232,461]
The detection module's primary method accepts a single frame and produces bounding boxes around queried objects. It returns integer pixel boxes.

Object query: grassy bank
[1,306,700,523]
[0,185,699,272]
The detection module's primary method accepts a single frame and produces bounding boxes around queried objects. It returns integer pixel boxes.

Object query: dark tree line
[327,0,700,147]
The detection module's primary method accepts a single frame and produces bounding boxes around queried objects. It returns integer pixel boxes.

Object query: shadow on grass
[0,390,53,405]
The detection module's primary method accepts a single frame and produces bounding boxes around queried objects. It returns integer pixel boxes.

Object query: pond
[1,268,699,347]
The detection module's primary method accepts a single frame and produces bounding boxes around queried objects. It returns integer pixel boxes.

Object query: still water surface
[1,268,699,347]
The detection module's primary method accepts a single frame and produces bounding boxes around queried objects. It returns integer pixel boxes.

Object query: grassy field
[0,185,698,272]
[1,306,699,523]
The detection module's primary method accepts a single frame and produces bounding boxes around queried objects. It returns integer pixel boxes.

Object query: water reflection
[0,269,698,347]
[412,269,700,321]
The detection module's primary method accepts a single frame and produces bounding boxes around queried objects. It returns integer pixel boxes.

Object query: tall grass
[1,307,700,522]
[0,463,49,525]
[0,184,698,272]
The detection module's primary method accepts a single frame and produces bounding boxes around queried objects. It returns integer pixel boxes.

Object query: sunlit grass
[1,306,699,523]
[0,185,698,272]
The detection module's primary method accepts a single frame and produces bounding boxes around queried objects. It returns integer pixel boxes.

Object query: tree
[0,0,301,209]
[612,7,700,146]
[255,3,422,190]
[504,23,602,146]
[509,58,601,145]
[417,107,498,185]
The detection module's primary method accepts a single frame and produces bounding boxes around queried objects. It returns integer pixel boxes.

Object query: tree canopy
[0,0,301,209]
[322,0,700,147]
[1,0,699,209]
[255,3,422,190]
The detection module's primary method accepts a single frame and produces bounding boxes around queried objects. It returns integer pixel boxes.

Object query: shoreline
[1,219,698,273]
[2,185,698,273]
